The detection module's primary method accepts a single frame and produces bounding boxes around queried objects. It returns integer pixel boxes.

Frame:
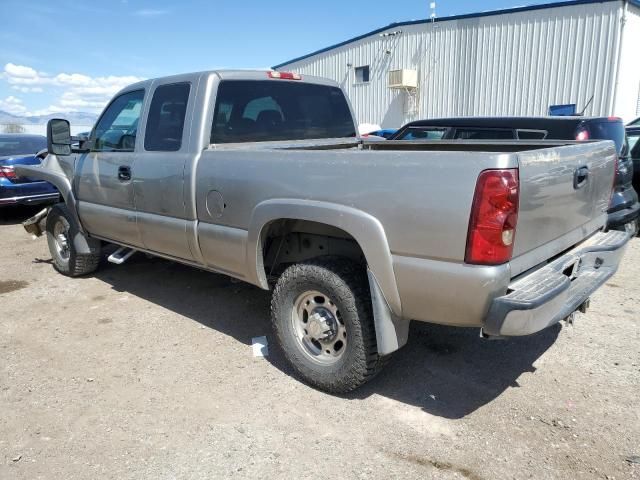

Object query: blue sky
[0,0,554,117]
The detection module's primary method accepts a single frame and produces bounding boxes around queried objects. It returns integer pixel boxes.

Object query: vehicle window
[453,128,514,140]
[395,127,447,140]
[628,134,640,158]
[210,80,356,143]
[355,66,370,83]
[93,90,144,152]
[145,83,190,152]
[517,130,547,140]
[0,136,46,156]
[584,121,626,156]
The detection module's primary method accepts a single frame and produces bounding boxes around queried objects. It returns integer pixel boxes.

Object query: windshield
[211,80,356,143]
[0,136,46,157]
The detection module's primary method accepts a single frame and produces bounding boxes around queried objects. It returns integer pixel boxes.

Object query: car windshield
[394,127,447,140]
[0,136,46,157]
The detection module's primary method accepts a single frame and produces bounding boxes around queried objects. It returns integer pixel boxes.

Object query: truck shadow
[347,321,560,419]
[0,205,42,225]
[93,254,560,420]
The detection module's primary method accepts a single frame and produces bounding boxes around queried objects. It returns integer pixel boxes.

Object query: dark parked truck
[17,70,631,392]
[389,116,640,233]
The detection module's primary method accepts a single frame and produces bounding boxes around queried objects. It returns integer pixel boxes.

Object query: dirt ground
[1,205,638,480]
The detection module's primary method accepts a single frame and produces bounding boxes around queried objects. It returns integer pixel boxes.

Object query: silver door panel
[136,211,194,260]
[78,202,143,246]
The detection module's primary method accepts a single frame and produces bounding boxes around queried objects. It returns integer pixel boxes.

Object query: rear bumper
[483,230,630,336]
[0,192,60,206]
[607,201,640,230]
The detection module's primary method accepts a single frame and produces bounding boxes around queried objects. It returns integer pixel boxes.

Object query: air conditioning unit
[388,69,418,89]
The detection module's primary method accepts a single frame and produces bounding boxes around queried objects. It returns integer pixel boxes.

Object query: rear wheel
[46,204,101,277]
[271,257,386,393]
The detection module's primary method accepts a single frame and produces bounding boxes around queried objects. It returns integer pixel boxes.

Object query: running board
[107,247,136,265]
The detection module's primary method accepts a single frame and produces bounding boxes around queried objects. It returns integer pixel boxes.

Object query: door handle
[118,165,131,181]
[573,166,589,189]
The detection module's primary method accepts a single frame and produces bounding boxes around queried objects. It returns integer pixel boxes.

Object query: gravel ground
[1,206,639,480]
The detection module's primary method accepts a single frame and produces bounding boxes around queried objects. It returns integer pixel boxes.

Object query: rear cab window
[516,129,547,140]
[452,128,514,140]
[394,127,447,140]
[210,80,356,144]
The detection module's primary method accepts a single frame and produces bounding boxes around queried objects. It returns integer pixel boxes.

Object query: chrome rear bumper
[483,230,630,336]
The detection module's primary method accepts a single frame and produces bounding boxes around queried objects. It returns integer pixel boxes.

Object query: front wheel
[270,257,386,393]
[46,204,101,277]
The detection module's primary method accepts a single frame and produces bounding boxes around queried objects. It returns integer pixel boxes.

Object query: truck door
[132,81,196,261]
[76,89,145,247]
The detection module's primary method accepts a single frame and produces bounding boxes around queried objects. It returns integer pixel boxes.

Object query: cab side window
[93,90,144,152]
[144,83,191,152]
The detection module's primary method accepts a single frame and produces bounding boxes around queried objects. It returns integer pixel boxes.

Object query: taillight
[0,165,16,180]
[268,71,302,80]
[465,169,520,265]
[575,128,590,141]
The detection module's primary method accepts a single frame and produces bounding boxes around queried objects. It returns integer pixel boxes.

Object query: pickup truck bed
[16,70,630,393]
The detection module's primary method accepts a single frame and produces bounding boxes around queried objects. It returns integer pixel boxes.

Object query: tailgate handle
[573,166,589,189]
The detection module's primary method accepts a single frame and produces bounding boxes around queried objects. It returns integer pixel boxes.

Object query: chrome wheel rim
[291,290,347,365]
[53,217,71,261]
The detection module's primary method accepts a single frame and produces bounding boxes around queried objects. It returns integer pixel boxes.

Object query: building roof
[273,0,640,69]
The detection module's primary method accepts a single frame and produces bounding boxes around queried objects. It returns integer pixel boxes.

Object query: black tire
[46,203,101,277]
[271,256,387,393]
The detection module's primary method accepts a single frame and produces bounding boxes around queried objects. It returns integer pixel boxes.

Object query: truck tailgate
[511,141,616,276]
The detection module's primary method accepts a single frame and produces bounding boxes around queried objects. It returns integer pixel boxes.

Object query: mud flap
[367,269,410,355]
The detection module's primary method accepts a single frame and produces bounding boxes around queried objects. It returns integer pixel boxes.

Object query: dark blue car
[0,134,59,207]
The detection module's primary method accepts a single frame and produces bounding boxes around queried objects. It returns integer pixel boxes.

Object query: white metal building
[273,0,640,128]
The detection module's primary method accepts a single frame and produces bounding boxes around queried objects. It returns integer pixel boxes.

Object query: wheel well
[261,219,366,283]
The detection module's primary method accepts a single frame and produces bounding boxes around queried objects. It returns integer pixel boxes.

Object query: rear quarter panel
[195,147,517,263]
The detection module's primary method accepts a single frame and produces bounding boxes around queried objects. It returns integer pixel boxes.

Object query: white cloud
[1,63,145,115]
[0,96,28,115]
[4,63,38,79]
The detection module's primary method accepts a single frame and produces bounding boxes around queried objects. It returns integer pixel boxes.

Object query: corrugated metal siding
[279,2,623,127]
[614,4,640,121]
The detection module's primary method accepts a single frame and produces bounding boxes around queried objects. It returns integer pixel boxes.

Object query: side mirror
[47,118,72,156]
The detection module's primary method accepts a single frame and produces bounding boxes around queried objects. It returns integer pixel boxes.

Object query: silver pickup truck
[17,70,630,393]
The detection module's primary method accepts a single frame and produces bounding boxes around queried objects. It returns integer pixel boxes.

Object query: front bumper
[483,230,630,336]
[0,192,60,206]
